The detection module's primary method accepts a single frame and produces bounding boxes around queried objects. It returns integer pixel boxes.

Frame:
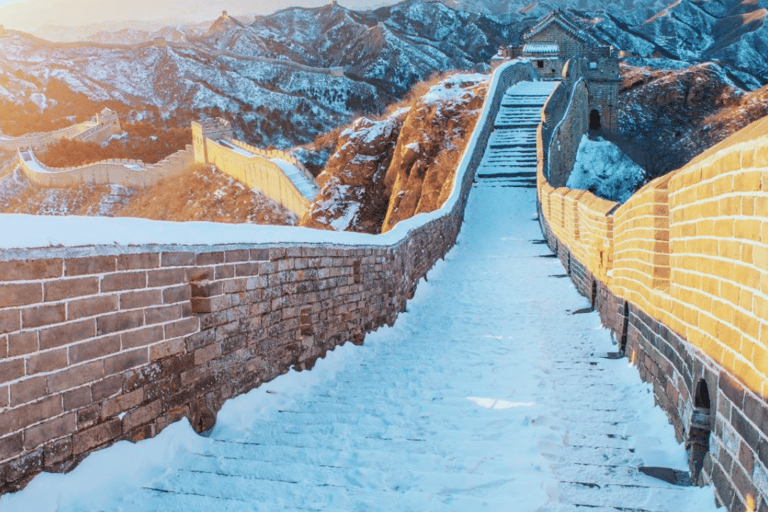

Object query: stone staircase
[475,80,559,189]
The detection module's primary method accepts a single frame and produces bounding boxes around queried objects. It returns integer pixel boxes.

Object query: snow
[270,158,318,200]
[419,72,488,105]
[0,179,718,512]
[566,135,645,203]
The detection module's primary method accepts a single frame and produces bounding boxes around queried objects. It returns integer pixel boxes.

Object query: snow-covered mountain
[0,1,508,148]
[1,0,767,151]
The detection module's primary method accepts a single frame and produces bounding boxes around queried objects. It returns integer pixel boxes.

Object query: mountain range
[0,0,766,151]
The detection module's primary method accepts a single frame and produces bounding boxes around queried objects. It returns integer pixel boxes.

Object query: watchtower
[192,118,233,165]
[518,10,622,132]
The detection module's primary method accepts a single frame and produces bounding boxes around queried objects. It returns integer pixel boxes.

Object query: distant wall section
[18,145,194,189]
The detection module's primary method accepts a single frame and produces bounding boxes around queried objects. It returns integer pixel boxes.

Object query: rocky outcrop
[382,74,488,232]
[301,73,489,234]
[300,111,407,233]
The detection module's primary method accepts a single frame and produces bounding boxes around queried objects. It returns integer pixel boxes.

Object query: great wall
[0,15,767,511]
[11,113,319,217]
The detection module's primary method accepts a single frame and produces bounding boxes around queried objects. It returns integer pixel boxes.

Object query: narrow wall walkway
[2,82,717,512]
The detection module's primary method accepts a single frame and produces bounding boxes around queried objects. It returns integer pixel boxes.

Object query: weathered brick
[194,343,220,366]
[43,436,73,466]
[147,268,186,288]
[235,262,260,277]
[144,304,182,325]
[162,284,191,305]
[76,404,101,430]
[214,265,235,280]
[26,348,68,375]
[0,386,6,409]
[10,376,46,406]
[8,331,37,356]
[0,395,61,437]
[0,282,42,308]
[250,248,270,261]
[100,272,146,293]
[196,251,225,265]
[225,250,250,263]
[121,399,161,432]
[68,295,118,320]
[44,277,99,302]
[103,348,148,376]
[73,418,121,454]
[91,376,121,402]
[191,280,222,298]
[101,388,143,418]
[39,319,96,350]
[0,259,62,281]
[150,338,186,361]
[121,326,164,349]
[117,253,159,271]
[63,386,92,411]
[22,303,66,329]
[24,413,76,449]
[65,256,116,277]
[0,358,24,383]
[161,252,195,267]
[96,310,144,336]
[68,335,121,365]
[46,361,103,394]
[0,309,20,335]
[0,433,23,460]
[119,289,162,310]
[164,317,199,339]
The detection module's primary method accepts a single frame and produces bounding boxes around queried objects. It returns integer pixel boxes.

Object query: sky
[0,0,400,31]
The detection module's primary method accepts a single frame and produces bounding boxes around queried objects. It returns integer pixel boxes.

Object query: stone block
[144,304,182,326]
[160,252,195,268]
[119,289,162,310]
[162,284,191,305]
[147,268,186,288]
[101,388,143,419]
[44,277,99,302]
[65,256,116,277]
[0,359,24,383]
[68,334,120,365]
[24,413,76,450]
[22,303,66,330]
[121,325,164,349]
[8,331,37,357]
[47,360,103,394]
[26,348,68,375]
[100,272,146,293]
[0,433,23,461]
[196,252,225,265]
[73,418,121,455]
[10,376,46,407]
[103,349,148,376]
[0,309,20,335]
[121,400,161,433]
[116,253,159,271]
[0,259,63,281]
[67,295,118,321]
[0,283,42,308]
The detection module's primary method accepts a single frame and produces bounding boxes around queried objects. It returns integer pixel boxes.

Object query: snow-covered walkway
[1,83,718,512]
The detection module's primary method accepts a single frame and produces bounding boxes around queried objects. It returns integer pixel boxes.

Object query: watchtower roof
[524,10,606,47]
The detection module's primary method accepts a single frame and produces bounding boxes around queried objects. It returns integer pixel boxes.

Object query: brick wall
[537,108,768,512]
[0,59,539,495]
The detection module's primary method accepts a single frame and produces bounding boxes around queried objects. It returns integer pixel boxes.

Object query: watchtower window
[589,109,601,130]
[537,60,544,68]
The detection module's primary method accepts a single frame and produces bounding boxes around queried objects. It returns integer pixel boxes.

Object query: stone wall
[537,110,768,512]
[0,59,538,495]
[542,68,589,187]
[0,110,120,153]
[18,146,195,189]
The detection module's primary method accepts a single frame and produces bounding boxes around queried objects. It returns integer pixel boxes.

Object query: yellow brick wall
[538,116,768,399]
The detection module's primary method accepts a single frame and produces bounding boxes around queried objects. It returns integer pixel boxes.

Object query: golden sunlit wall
[537,115,768,400]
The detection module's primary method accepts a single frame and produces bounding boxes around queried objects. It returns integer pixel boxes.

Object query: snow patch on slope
[566,135,645,203]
